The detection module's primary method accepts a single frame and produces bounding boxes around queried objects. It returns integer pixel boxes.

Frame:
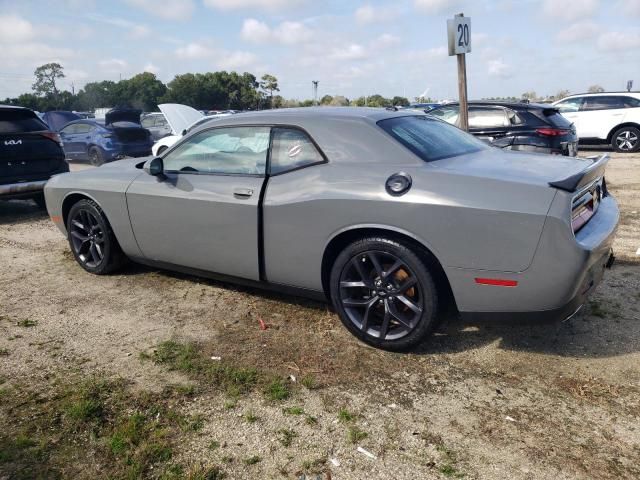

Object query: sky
[0,0,639,102]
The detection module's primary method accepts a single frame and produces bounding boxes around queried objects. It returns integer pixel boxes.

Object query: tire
[88,147,105,166]
[329,237,439,351]
[32,193,46,209]
[66,199,127,275]
[156,145,168,155]
[611,126,640,153]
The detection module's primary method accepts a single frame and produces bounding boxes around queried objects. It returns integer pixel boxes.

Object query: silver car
[44,108,618,350]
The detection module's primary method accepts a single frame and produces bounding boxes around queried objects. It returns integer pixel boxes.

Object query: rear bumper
[0,179,47,198]
[103,143,152,161]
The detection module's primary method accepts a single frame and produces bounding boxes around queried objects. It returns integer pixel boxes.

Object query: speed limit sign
[447,16,471,55]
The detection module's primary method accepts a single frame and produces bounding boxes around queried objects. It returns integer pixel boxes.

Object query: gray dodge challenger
[44,107,618,350]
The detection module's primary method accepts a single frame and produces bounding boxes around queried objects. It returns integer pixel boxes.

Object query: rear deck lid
[105,108,142,125]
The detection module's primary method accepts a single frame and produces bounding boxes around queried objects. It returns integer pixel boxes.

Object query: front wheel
[611,126,640,153]
[88,147,105,166]
[329,237,439,351]
[66,199,126,274]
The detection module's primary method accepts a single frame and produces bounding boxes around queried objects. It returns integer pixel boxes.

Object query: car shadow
[417,306,640,359]
[0,199,48,225]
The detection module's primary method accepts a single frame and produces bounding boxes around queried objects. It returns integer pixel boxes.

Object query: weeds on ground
[347,426,368,444]
[16,319,37,328]
[282,406,304,415]
[277,428,297,447]
[338,407,355,422]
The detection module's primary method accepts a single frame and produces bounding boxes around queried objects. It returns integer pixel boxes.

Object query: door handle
[233,187,254,199]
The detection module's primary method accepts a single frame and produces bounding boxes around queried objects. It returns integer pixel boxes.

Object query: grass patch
[0,376,214,479]
[278,428,298,447]
[282,406,304,415]
[301,457,326,474]
[305,415,318,426]
[16,319,37,328]
[300,374,318,390]
[347,426,368,444]
[264,378,290,401]
[243,455,262,465]
[338,407,355,423]
[244,411,258,423]
[0,348,8,356]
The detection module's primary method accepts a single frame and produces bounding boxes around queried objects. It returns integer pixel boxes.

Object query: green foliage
[277,428,297,447]
[347,425,368,444]
[338,407,355,422]
[264,378,290,401]
[282,406,304,415]
[243,455,262,465]
[32,63,64,97]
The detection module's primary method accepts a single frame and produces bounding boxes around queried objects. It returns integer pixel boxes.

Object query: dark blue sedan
[58,109,153,166]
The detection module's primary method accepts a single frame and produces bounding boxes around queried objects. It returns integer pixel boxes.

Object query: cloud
[241,18,312,45]
[403,46,448,62]
[555,21,599,43]
[0,14,36,43]
[372,33,401,49]
[355,4,399,24]
[143,63,160,74]
[328,44,369,61]
[542,0,599,21]
[124,0,195,20]
[217,51,258,70]
[204,0,305,11]
[414,0,465,14]
[99,58,128,72]
[597,31,640,50]
[487,58,513,78]
[175,42,215,59]
[86,13,152,39]
[617,0,640,15]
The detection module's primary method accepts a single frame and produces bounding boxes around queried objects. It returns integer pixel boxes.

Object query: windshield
[377,115,487,161]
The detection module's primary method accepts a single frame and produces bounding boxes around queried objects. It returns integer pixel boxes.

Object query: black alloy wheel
[330,237,438,351]
[66,199,126,274]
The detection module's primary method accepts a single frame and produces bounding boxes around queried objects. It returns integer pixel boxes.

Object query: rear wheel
[611,126,640,152]
[66,199,126,274]
[88,147,105,166]
[330,237,439,351]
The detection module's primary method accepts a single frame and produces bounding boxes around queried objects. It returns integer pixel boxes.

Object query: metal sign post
[447,13,471,131]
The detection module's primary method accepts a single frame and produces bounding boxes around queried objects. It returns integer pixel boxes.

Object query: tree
[320,94,334,105]
[521,91,537,101]
[588,85,605,93]
[554,89,571,101]
[113,72,167,111]
[259,74,279,108]
[391,96,410,107]
[32,63,65,98]
[329,95,349,106]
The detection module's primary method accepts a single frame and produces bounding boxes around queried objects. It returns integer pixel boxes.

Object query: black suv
[1,105,68,208]
[427,101,579,156]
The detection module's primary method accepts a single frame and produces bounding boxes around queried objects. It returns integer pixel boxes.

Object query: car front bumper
[448,194,619,320]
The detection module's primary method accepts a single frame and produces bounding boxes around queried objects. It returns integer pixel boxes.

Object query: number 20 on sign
[447,16,471,55]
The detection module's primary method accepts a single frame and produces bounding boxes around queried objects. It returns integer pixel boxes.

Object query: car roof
[187,107,425,136]
[0,104,33,111]
[430,101,554,110]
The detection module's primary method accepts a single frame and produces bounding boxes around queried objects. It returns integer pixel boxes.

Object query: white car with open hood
[151,104,233,156]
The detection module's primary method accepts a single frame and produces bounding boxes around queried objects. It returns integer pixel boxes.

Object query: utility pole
[312,80,319,106]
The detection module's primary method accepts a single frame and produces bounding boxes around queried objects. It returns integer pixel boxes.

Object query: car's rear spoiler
[549,153,610,192]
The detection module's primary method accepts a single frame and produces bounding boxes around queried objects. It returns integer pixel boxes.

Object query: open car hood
[105,108,142,125]
[158,103,203,136]
[42,111,81,132]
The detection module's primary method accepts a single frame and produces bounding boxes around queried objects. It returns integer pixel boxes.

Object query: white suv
[553,92,640,152]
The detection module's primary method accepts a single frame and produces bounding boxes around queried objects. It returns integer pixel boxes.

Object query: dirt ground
[1,150,639,479]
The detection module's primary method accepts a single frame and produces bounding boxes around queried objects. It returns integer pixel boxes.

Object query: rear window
[0,109,48,133]
[541,108,572,128]
[378,115,487,161]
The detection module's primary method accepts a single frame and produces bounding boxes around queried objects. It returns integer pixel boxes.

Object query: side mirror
[143,157,164,176]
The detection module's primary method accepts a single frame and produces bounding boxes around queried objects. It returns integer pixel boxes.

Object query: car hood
[158,103,203,136]
[42,111,82,131]
[105,108,142,125]
[434,148,594,187]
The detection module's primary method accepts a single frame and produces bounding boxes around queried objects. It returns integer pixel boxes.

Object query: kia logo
[4,139,22,146]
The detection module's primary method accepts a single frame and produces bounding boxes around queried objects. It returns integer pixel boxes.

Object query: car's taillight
[536,128,570,137]
[40,131,62,146]
[571,179,604,233]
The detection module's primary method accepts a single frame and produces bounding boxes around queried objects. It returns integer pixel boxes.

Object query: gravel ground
[1,150,639,479]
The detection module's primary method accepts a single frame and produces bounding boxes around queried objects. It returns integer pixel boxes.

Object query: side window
[163,126,270,175]
[468,108,509,128]
[429,106,460,125]
[60,124,78,134]
[582,96,625,111]
[270,128,325,174]
[623,96,640,108]
[74,123,92,134]
[556,97,583,113]
[141,116,155,128]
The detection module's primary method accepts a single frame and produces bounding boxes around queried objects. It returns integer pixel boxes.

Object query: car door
[468,107,511,145]
[555,97,585,137]
[59,123,79,159]
[578,96,628,139]
[126,125,270,280]
[73,122,93,160]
